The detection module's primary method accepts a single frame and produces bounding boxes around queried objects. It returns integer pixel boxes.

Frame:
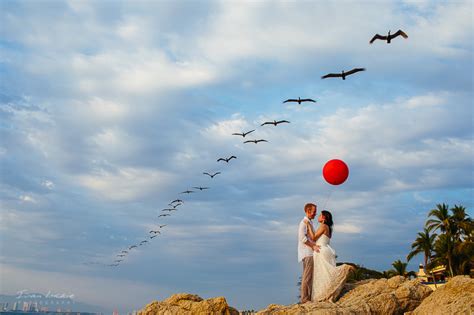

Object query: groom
[298,203,319,303]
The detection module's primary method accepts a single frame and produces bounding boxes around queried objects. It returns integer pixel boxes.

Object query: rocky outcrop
[138,293,239,315]
[257,276,432,315]
[406,276,474,315]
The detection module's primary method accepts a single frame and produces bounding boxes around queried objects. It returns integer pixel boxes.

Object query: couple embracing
[298,203,354,303]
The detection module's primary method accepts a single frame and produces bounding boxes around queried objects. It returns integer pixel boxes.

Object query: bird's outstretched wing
[243,129,255,136]
[391,29,408,39]
[321,73,341,79]
[229,156,237,160]
[217,158,226,162]
[369,34,387,44]
[261,122,272,126]
[256,139,268,143]
[345,68,366,76]
[213,172,221,176]
[283,99,298,103]
[232,132,243,136]
[276,120,290,124]
[243,140,254,143]
[300,99,316,103]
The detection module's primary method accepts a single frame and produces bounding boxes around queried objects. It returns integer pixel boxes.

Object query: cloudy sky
[0,0,472,312]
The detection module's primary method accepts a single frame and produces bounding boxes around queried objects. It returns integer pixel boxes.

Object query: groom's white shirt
[298,216,314,262]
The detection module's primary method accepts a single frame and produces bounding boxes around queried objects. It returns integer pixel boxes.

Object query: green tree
[426,203,455,276]
[391,259,408,276]
[407,227,437,268]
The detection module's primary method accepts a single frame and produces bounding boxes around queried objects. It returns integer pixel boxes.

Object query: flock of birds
[83,29,408,268]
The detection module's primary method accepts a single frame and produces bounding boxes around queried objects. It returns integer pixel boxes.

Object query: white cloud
[76,167,174,201]
[41,180,55,190]
[0,209,60,243]
[19,195,36,203]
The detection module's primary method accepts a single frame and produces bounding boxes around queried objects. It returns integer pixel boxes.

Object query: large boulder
[407,276,474,315]
[138,293,239,315]
[257,276,432,315]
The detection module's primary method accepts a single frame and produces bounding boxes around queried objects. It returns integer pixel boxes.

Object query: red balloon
[323,159,349,185]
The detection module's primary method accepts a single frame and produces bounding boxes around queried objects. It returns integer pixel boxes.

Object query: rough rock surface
[257,276,432,315]
[406,276,474,315]
[138,293,239,315]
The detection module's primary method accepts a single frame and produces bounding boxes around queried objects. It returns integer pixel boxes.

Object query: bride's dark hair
[321,210,334,237]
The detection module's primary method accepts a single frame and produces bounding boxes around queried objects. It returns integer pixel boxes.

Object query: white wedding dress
[312,234,353,302]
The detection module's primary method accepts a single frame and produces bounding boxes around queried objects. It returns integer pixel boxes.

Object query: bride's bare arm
[305,222,325,242]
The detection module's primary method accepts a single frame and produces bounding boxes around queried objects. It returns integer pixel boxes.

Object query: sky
[0,0,473,313]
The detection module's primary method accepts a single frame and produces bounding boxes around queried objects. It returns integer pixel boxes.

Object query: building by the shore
[416,264,447,290]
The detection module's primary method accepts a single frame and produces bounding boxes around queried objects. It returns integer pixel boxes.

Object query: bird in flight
[139,240,148,246]
[162,208,177,212]
[261,120,290,126]
[283,97,316,104]
[159,224,167,228]
[158,214,171,217]
[169,202,182,208]
[170,199,183,204]
[232,129,255,138]
[121,250,128,254]
[108,263,119,267]
[114,259,123,263]
[370,29,408,44]
[193,186,210,191]
[217,156,237,163]
[180,190,194,194]
[322,68,366,80]
[129,245,138,250]
[149,230,161,234]
[244,139,268,144]
[117,254,126,257]
[150,235,158,239]
[203,172,221,178]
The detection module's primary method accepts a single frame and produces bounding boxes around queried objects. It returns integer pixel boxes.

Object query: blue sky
[0,0,473,312]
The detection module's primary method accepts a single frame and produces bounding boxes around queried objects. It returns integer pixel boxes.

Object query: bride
[305,210,354,302]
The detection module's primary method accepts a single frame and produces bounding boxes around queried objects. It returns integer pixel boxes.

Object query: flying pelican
[121,250,128,254]
[150,235,158,239]
[170,199,183,204]
[283,97,316,104]
[180,190,194,194]
[159,224,167,228]
[217,156,237,163]
[203,172,221,178]
[149,230,161,234]
[370,29,408,44]
[158,214,171,217]
[244,139,268,144]
[261,120,290,126]
[232,129,255,137]
[193,186,210,191]
[321,68,366,80]
[162,208,177,212]
[129,245,138,250]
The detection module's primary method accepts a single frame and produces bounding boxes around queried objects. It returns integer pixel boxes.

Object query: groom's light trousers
[301,256,313,303]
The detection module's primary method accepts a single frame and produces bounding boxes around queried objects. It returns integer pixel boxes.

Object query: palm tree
[407,227,437,268]
[391,259,408,276]
[426,203,451,233]
[451,205,472,240]
[426,203,455,276]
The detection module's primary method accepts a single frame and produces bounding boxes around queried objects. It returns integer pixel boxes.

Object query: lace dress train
[312,234,353,302]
